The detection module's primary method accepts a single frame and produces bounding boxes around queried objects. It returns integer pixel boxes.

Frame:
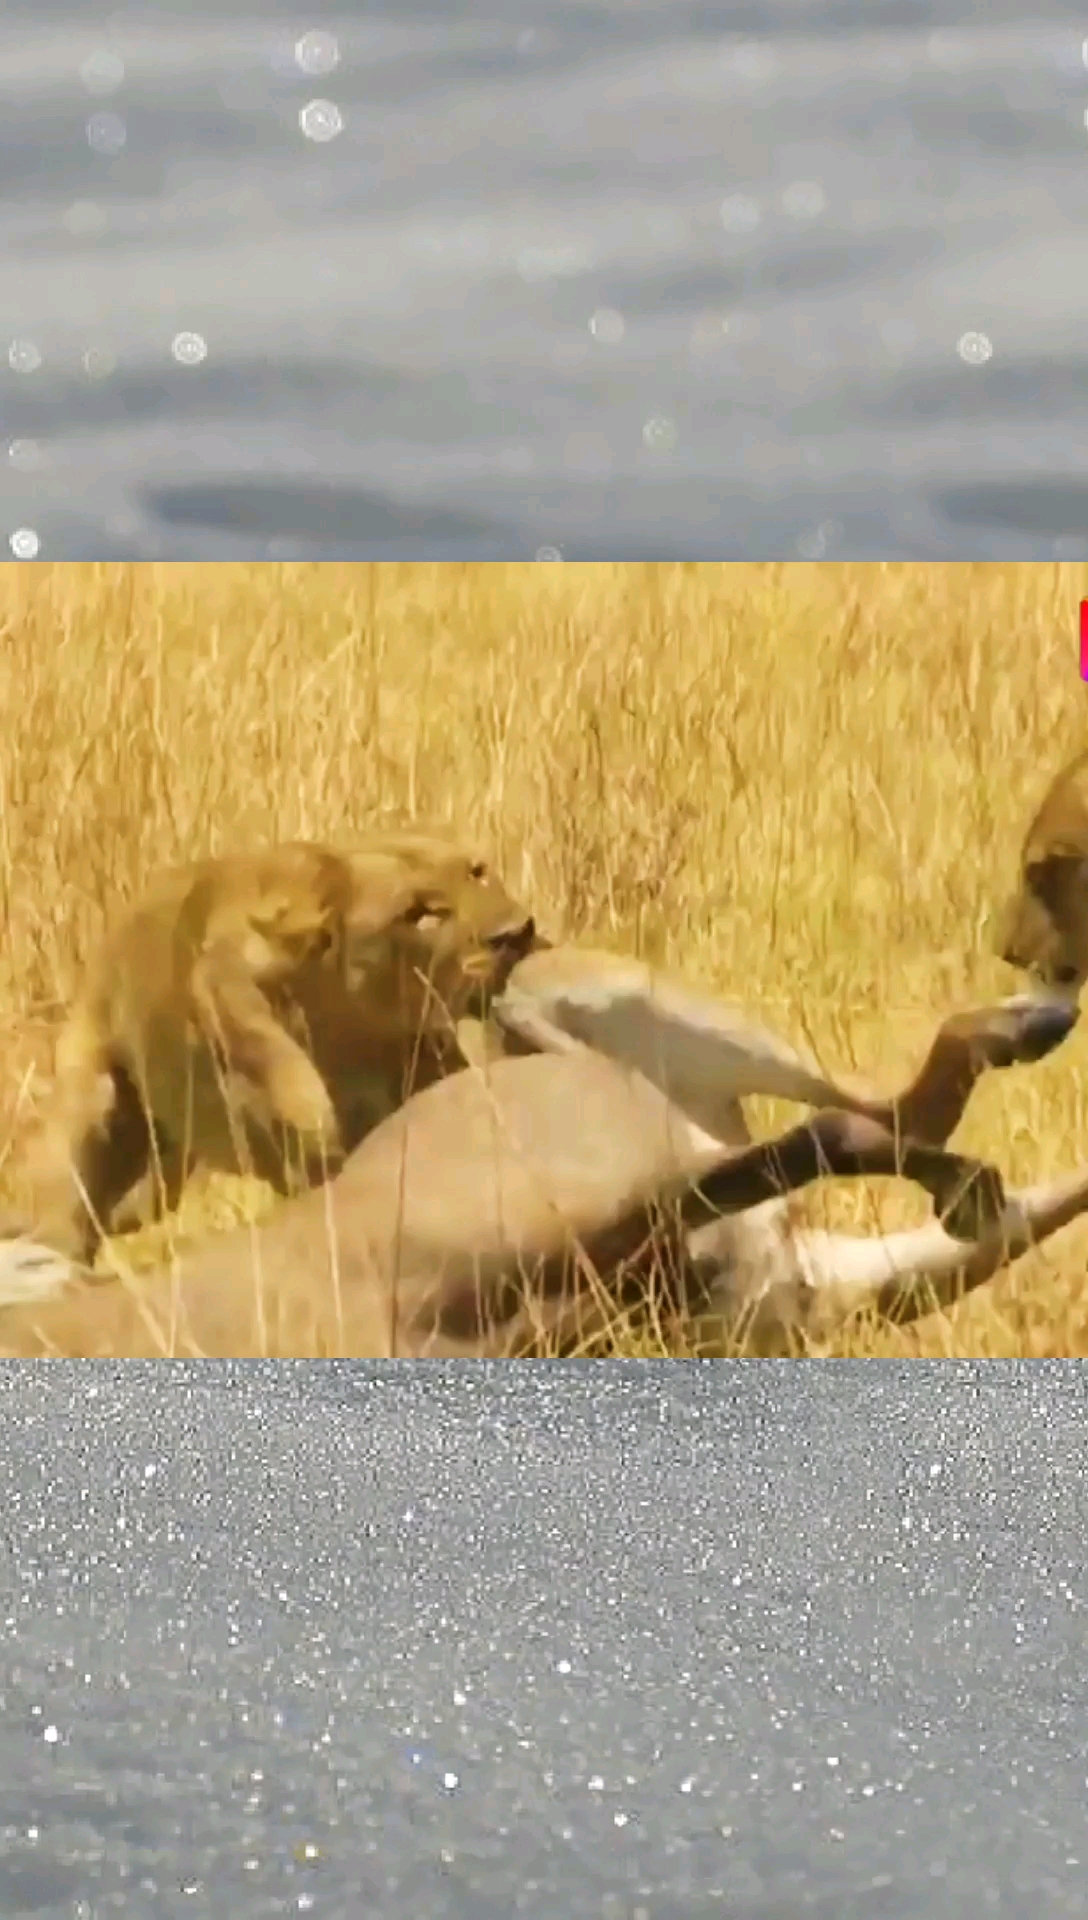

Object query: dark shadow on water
[146,477,516,550]
[934,479,1088,540]
[549,231,946,329]
[0,356,477,440]
[835,356,1088,430]
[144,478,740,557]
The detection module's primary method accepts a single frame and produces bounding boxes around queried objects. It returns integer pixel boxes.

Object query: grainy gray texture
[1,1360,1087,1917]
[2,2,1087,560]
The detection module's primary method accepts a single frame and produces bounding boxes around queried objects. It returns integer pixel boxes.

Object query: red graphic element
[1082,600,1088,683]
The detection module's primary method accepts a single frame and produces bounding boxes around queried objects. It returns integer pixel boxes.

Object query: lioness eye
[468,861,487,879]
[404,900,448,929]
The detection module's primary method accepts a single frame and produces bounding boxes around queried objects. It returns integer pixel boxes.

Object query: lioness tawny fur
[5,831,535,1261]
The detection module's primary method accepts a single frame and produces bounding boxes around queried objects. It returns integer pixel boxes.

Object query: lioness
[0,981,1077,1359]
[996,748,1088,991]
[4,831,536,1262]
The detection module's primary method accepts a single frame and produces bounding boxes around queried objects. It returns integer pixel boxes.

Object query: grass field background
[1,559,1086,1356]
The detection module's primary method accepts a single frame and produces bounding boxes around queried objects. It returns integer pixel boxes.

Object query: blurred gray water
[2,1360,1088,1917]
[2,0,1088,560]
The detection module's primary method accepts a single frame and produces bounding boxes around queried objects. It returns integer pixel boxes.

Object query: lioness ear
[400,897,449,931]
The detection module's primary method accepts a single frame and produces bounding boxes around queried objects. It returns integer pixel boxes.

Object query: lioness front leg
[189,943,344,1169]
[6,1056,156,1263]
[107,1131,192,1235]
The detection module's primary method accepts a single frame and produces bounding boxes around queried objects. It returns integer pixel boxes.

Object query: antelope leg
[495,951,1077,1150]
[679,1108,1006,1240]
[733,1165,1088,1350]
[493,950,878,1133]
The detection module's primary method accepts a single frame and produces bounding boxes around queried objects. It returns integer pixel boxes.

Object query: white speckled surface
[1,1360,1086,1916]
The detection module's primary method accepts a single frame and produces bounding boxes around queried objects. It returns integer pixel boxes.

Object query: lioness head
[995,750,1088,994]
[337,830,537,1036]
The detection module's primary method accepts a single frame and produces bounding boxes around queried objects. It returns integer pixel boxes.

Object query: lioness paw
[264,1056,341,1149]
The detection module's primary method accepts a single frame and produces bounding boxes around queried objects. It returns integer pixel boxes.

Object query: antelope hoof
[1000,993,1079,1065]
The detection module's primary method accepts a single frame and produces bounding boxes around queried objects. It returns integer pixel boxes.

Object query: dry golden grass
[1,558,1087,1357]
